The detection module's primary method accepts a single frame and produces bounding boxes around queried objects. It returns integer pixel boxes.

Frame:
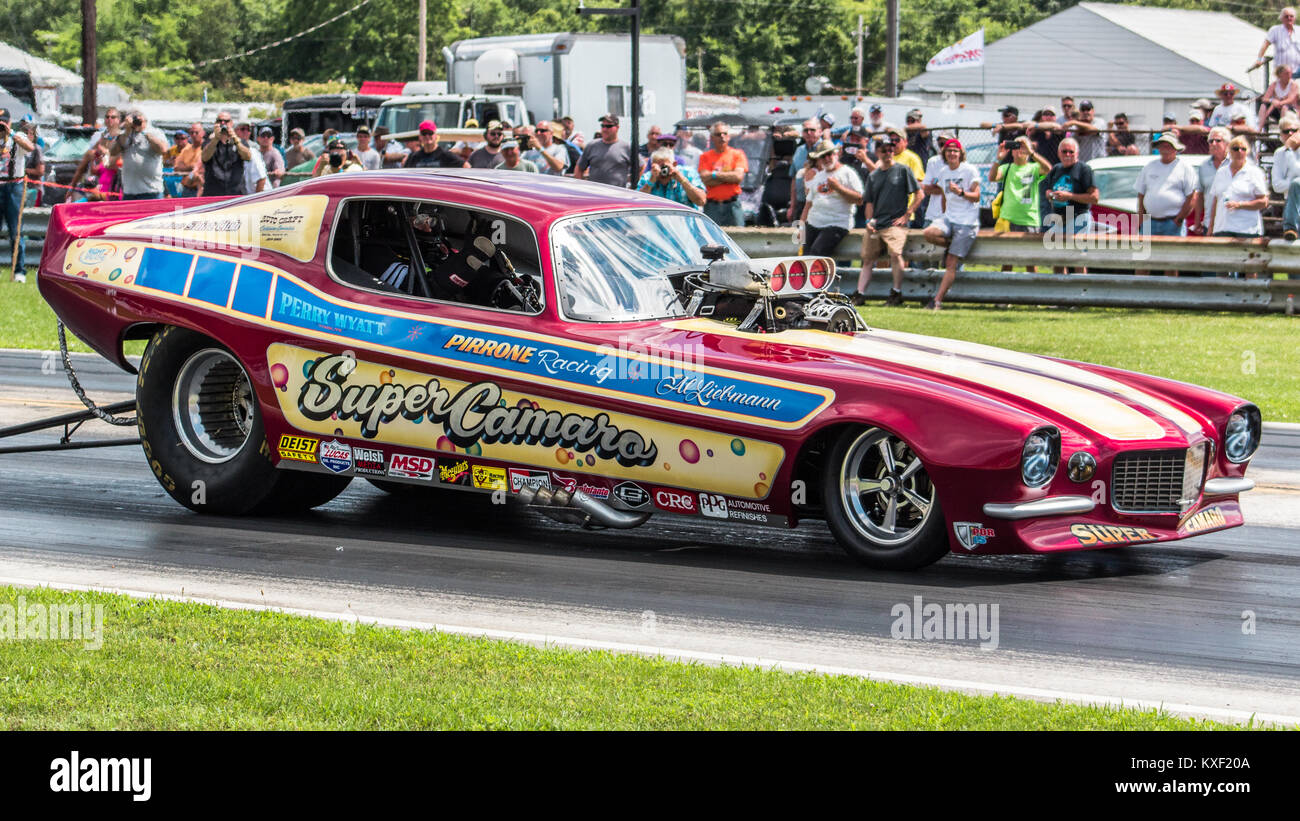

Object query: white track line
[3,575,1296,728]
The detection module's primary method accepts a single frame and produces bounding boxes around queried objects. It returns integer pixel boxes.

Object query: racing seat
[758,159,793,227]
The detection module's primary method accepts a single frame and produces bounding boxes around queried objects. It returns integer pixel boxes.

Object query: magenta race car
[37,170,1259,569]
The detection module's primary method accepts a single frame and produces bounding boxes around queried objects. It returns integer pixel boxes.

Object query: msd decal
[318,439,353,473]
[509,469,552,493]
[388,453,434,481]
[654,488,698,514]
[953,522,995,550]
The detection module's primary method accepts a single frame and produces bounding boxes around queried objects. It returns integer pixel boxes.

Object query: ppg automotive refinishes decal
[269,344,784,499]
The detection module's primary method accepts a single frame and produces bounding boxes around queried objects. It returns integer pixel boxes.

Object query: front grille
[1112,449,1187,513]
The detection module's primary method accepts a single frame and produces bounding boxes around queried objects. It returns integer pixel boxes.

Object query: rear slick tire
[136,326,350,515]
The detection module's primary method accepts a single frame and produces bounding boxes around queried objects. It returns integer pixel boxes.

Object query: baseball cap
[599,113,619,126]
[174,129,188,138]
[1153,133,1185,151]
[1078,99,1094,110]
[1219,83,1237,93]
[258,126,274,137]
[999,105,1019,116]
[418,119,437,133]
[356,125,371,135]
[819,112,835,127]
[327,138,346,150]
[1040,105,1057,115]
[943,138,963,150]
[656,133,678,143]
[1194,98,1216,110]
[485,120,503,132]
[906,108,923,119]
[289,127,305,138]
[500,139,519,150]
[1188,109,1203,121]
[887,125,907,141]
[869,103,883,113]
[1163,112,1177,123]
[464,118,479,129]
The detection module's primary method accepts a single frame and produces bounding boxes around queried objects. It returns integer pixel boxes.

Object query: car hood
[648,319,1204,443]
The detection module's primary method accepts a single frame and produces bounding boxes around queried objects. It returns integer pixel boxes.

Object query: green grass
[5,271,1294,419]
[860,303,1300,422]
[0,586,1242,730]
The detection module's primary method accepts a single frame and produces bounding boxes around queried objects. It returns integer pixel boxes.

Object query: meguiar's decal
[269,344,783,499]
[101,195,329,262]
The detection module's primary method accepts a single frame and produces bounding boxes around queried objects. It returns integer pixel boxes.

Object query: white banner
[926,29,985,72]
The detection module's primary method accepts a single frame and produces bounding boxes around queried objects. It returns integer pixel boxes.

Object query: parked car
[1087,154,1210,235]
[38,127,95,206]
[38,171,1259,569]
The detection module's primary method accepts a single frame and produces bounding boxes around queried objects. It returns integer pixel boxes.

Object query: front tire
[137,327,350,514]
[822,427,949,569]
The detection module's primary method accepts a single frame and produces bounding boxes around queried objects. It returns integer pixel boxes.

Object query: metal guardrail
[12,209,1297,311]
[12,207,49,259]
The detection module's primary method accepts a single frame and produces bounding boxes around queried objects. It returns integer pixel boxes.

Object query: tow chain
[57,320,138,427]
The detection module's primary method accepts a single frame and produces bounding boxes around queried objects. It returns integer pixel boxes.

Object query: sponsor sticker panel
[278,434,319,463]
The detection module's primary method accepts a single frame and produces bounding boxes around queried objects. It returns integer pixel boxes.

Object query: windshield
[1092,165,1141,201]
[552,210,746,321]
[376,102,464,133]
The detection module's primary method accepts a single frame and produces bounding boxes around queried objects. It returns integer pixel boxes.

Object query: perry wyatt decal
[269,344,783,499]
[298,353,657,467]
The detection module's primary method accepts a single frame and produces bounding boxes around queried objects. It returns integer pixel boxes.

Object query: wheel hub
[171,348,255,464]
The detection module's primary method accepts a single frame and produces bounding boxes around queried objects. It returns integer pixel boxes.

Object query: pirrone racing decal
[297,353,658,467]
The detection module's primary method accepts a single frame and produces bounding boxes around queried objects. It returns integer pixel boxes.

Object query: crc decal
[1070,523,1155,547]
[352,447,385,475]
[269,344,785,500]
[388,453,434,481]
[297,353,657,467]
[654,488,698,514]
[472,465,507,491]
[1179,505,1228,536]
[318,439,353,473]
[437,459,471,486]
[953,522,995,550]
[509,468,552,493]
[611,481,650,509]
[278,435,318,462]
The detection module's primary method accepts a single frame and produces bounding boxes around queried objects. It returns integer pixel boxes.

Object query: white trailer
[442,32,686,145]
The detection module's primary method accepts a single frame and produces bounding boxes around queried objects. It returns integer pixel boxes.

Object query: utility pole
[81,0,97,125]
[855,15,864,97]
[697,48,704,94]
[577,0,641,187]
[886,0,898,97]
[417,0,428,81]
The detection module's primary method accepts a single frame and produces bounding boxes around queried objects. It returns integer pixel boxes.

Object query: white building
[902,3,1271,131]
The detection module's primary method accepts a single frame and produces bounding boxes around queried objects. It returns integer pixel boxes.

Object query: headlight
[1223,406,1261,463]
[1021,427,1060,488]
[1066,451,1096,483]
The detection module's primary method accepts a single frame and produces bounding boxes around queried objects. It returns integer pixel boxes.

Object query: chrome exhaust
[517,484,651,529]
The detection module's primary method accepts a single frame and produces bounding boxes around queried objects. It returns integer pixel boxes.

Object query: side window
[329,198,544,314]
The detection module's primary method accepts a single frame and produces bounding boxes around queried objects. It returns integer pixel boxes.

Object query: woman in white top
[1208,135,1269,245]
[1259,64,1300,126]
[921,139,981,310]
[799,140,864,257]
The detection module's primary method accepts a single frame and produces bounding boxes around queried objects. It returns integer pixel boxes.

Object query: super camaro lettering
[297,354,657,466]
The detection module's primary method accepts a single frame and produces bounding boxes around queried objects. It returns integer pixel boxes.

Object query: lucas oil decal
[269,344,783,499]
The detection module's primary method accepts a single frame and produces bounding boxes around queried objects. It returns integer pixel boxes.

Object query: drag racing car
[38,170,1259,569]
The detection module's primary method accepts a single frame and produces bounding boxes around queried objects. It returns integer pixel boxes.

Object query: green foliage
[1,1,1292,100]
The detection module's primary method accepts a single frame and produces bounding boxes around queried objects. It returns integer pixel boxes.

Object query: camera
[658,163,673,177]
[517,134,531,149]
[132,115,143,128]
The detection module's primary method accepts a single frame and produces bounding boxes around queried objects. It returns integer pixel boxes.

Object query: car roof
[288,168,694,222]
[1087,153,1210,170]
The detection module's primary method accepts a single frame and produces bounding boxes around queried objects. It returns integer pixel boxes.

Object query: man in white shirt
[1274,117,1300,239]
[1135,134,1197,275]
[921,139,981,310]
[1252,7,1300,75]
[1208,84,1258,131]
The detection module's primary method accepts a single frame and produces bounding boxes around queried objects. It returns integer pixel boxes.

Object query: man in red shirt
[697,121,749,226]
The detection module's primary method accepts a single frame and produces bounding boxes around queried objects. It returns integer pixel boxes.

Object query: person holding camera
[0,108,35,281]
[317,139,363,176]
[108,109,167,200]
[200,111,253,196]
[637,148,706,209]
